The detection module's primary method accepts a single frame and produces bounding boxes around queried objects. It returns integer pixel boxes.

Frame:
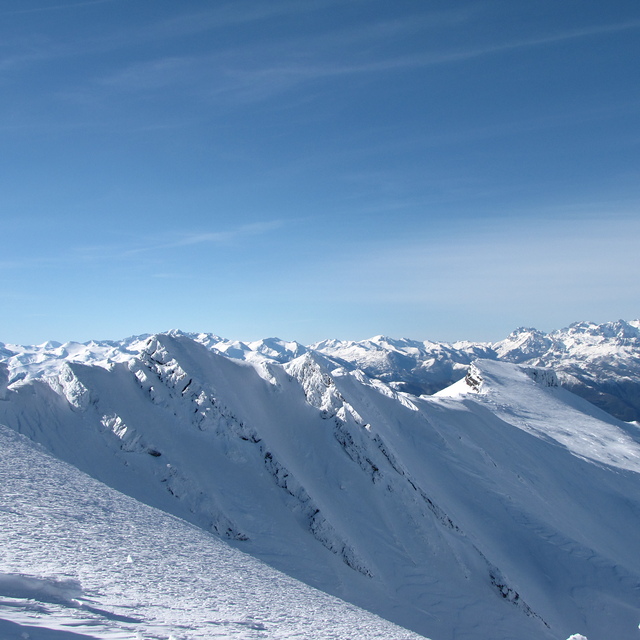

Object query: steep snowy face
[0,425,426,640]
[284,351,368,422]
[439,359,640,473]
[2,334,640,640]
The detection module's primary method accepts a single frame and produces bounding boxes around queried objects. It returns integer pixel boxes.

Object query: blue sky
[1,0,639,345]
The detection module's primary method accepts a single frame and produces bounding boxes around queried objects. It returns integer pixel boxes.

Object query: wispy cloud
[169,221,284,248]
[0,221,284,272]
[12,2,638,116]
[87,13,640,109]
[74,220,285,261]
[0,0,122,16]
[126,0,341,42]
[96,56,200,92]
[220,17,640,84]
[1,1,335,81]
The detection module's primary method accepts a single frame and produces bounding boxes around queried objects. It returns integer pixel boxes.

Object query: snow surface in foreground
[0,425,426,640]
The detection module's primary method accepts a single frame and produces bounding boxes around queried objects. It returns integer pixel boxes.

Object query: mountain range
[1,319,639,640]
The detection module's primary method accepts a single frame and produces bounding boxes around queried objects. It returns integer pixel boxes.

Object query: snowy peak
[561,319,640,342]
[443,359,558,396]
[311,334,494,396]
[184,333,309,365]
[310,320,640,421]
[492,327,555,362]
[3,318,640,422]
[284,351,370,424]
[247,337,308,362]
[448,360,559,397]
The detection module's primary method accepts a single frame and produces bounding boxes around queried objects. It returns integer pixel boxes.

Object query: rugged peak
[140,334,177,365]
[443,359,559,397]
[309,338,346,350]
[493,327,554,363]
[602,319,640,341]
[510,326,545,337]
[284,351,363,421]
[247,337,307,363]
[285,350,339,392]
[2,327,640,640]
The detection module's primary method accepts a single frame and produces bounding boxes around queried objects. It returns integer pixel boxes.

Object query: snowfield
[1,324,640,640]
[438,359,640,472]
[0,425,426,640]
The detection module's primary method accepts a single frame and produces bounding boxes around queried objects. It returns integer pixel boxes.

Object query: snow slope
[438,359,640,472]
[1,331,640,639]
[0,424,426,640]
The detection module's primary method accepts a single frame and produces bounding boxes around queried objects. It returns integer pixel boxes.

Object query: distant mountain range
[1,320,639,639]
[5,318,639,421]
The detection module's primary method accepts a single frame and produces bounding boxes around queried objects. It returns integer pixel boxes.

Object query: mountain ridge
[3,318,640,422]
[2,326,640,639]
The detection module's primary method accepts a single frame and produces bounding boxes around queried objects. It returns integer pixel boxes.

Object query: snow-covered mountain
[4,319,639,422]
[494,320,640,422]
[308,321,640,423]
[310,335,495,396]
[2,326,640,639]
[213,320,640,423]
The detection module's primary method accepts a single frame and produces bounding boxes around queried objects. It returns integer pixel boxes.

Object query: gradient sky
[1,0,639,345]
